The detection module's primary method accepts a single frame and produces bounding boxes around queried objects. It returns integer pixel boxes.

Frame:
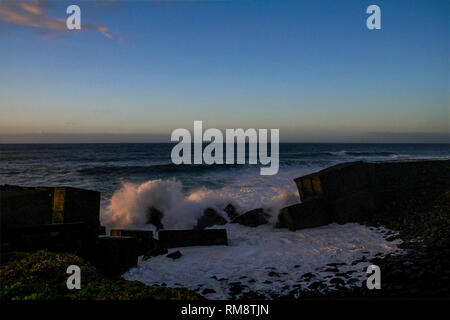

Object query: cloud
[0,0,120,41]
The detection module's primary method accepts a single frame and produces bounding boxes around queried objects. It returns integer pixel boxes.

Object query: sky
[0,0,448,143]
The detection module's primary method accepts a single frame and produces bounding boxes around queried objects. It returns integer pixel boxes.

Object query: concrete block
[93,236,139,277]
[277,200,332,231]
[294,161,368,202]
[330,191,376,223]
[110,229,155,254]
[0,185,100,238]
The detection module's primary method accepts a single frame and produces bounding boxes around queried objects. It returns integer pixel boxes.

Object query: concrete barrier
[1,185,100,238]
[3,222,88,252]
[110,229,155,254]
[92,236,139,277]
[158,229,228,248]
[280,159,450,230]
[294,161,368,202]
[277,200,331,231]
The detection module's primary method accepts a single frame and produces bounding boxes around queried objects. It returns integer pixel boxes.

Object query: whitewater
[102,165,403,299]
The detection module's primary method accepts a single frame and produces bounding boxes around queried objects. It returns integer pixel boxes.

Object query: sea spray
[101,178,300,230]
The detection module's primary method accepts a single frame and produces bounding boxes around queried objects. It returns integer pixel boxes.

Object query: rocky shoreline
[271,189,450,299]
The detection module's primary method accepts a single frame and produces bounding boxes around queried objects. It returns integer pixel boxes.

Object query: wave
[78,163,247,176]
[73,152,420,177]
[286,150,399,158]
[101,177,300,230]
[325,150,397,157]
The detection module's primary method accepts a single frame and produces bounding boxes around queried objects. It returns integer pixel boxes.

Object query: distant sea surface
[1,143,449,200]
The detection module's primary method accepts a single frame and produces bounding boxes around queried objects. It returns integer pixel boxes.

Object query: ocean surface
[1,143,448,298]
[1,143,449,228]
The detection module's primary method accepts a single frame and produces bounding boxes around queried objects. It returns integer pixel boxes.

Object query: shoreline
[1,159,449,300]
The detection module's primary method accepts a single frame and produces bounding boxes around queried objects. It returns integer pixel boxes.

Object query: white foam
[100,165,317,230]
[123,223,403,299]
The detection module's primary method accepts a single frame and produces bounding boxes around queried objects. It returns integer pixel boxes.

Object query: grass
[0,250,203,300]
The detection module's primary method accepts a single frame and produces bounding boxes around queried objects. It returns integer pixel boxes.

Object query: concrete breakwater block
[282,159,450,231]
[365,160,450,208]
[294,160,450,204]
[1,185,100,237]
[110,229,155,254]
[330,191,377,223]
[294,161,369,202]
[158,229,228,248]
[3,222,89,252]
[92,236,139,277]
[276,200,332,231]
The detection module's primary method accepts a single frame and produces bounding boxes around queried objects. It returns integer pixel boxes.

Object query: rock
[202,288,216,294]
[326,262,346,267]
[232,208,270,227]
[224,204,239,220]
[347,278,359,284]
[166,250,182,260]
[301,272,315,280]
[142,243,168,260]
[335,272,350,279]
[351,256,367,265]
[146,207,164,230]
[158,229,228,248]
[308,281,322,290]
[330,277,345,285]
[229,283,246,295]
[194,208,227,230]
[277,200,332,231]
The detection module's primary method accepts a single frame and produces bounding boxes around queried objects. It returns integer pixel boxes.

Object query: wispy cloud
[0,0,120,41]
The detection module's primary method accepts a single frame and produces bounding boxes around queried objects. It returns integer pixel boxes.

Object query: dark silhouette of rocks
[146,207,164,230]
[194,208,227,230]
[232,208,270,227]
[224,204,239,220]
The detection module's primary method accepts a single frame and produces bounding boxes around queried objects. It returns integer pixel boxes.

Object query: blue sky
[0,0,448,143]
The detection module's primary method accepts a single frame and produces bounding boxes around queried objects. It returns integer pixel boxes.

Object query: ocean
[1,143,449,228]
[1,143,448,298]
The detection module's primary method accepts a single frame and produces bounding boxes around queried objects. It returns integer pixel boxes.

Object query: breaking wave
[101,177,300,231]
